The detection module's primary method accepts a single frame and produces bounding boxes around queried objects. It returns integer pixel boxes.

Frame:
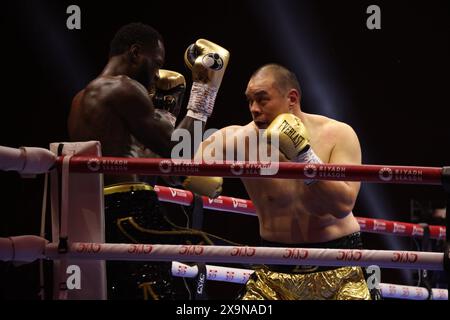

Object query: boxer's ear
[287,89,299,106]
[129,44,142,62]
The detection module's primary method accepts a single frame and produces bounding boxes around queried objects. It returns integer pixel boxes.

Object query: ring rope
[56,157,444,185]
[153,185,446,240]
[43,242,444,270]
[170,261,448,300]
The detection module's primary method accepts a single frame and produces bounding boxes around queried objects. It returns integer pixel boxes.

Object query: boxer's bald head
[251,64,302,100]
[246,64,302,128]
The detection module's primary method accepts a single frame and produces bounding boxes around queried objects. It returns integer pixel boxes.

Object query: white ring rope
[41,242,444,270]
[379,283,448,300]
[171,261,448,300]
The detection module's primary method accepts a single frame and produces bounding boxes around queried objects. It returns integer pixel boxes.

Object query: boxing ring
[1,143,449,300]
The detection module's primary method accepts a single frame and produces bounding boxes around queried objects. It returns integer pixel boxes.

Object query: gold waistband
[104,182,154,195]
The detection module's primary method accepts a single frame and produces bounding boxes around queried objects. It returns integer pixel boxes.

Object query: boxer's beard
[135,64,152,88]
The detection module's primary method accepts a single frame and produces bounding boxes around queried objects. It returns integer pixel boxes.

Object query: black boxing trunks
[104,182,215,300]
[239,232,371,300]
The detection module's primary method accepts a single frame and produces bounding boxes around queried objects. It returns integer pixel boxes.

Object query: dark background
[0,0,449,299]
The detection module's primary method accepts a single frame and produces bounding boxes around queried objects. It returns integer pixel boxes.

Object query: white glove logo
[202,53,224,70]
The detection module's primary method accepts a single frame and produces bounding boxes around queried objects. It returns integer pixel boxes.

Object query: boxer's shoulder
[304,112,337,127]
[84,76,150,111]
[211,124,244,138]
[304,112,354,137]
[86,75,147,100]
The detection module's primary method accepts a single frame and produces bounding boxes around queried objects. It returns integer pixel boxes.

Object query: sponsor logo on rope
[388,284,396,295]
[336,250,362,261]
[283,248,309,260]
[391,252,418,263]
[87,158,100,171]
[412,225,424,236]
[401,287,410,297]
[415,287,425,298]
[128,244,153,254]
[393,169,423,182]
[439,227,446,240]
[89,159,127,171]
[230,163,244,176]
[208,269,218,279]
[208,197,223,205]
[75,242,101,253]
[357,217,367,229]
[436,289,447,299]
[379,167,423,182]
[179,245,204,255]
[304,164,346,179]
[318,165,346,178]
[304,164,317,179]
[159,160,172,174]
[379,167,393,181]
[373,220,387,231]
[231,198,248,209]
[393,223,406,234]
[231,247,256,257]
[225,271,235,281]
[169,187,188,198]
[176,264,188,276]
[216,198,224,204]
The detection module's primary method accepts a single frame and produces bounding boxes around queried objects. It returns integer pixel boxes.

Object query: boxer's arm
[175,39,230,157]
[302,123,361,219]
[194,126,240,163]
[111,79,174,158]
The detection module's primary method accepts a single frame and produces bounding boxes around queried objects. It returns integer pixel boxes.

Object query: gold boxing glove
[264,114,322,185]
[182,176,223,199]
[150,69,186,127]
[184,39,230,122]
[263,113,310,161]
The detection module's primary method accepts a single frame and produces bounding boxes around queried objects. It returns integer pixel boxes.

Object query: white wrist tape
[186,82,218,122]
[294,147,323,185]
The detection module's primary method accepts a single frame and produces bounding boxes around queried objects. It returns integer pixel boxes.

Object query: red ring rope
[57,157,443,185]
[153,185,446,240]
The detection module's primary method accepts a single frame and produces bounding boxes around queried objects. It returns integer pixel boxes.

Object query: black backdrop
[0,0,449,299]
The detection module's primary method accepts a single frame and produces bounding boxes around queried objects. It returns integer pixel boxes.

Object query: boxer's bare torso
[69,75,172,185]
[200,112,361,244]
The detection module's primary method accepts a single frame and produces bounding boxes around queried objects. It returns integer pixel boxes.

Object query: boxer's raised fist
[184,39,230,122]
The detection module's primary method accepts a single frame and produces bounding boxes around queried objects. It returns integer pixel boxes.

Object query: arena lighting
[252,0,412,283]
